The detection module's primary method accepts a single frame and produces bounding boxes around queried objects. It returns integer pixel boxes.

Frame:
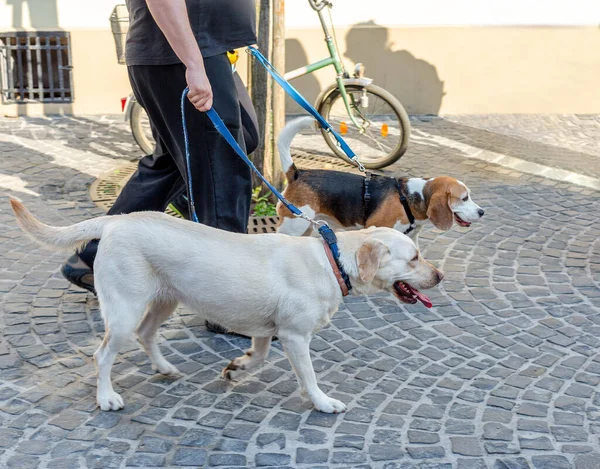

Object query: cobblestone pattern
[442,114,600,178]
[446,114,600,158]
[0,115,599,468]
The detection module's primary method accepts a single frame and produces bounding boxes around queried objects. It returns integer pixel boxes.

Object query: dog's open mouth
[393,281,433,308]
[454,213,471,227]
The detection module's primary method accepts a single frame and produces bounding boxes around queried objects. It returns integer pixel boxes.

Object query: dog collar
[322,240,350,296]
[318,225,351,296]
[395,179,416,235]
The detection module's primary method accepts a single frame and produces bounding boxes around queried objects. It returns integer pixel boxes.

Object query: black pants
[80,54,256,267]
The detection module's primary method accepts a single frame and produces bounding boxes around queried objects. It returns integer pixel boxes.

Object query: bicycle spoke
[321,85,409,166]
[357,128,394,153]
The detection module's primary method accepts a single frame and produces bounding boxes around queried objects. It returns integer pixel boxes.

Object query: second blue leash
[247,46,365,173]
[181,87,309,223]
[180,87,200,223]
[179,88,351,292]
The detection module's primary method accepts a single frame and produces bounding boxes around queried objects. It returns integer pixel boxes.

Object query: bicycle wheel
[130,100,155,155]
[317,83,410,169]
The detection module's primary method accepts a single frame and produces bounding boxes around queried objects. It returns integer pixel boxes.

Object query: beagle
[10,199,443,414]
[276,117,484,246]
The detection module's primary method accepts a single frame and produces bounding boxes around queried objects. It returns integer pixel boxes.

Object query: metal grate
[0,31,73,103]
[89,165,281,232]
[248,216,279,234]
[89,151,359,233]
[293,149,363,173]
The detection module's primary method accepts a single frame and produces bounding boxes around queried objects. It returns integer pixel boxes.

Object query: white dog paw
[221,365,243,381]
[97,391,124,411]
[221,357,247,381]
[154,362,180,376]
[313,396,347,414]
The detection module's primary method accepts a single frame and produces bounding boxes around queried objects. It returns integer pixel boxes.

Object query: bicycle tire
[317,83,411,169]
[130,100,155,155]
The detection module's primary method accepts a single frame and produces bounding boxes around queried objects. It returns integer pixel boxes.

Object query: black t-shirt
[125,0,257,66]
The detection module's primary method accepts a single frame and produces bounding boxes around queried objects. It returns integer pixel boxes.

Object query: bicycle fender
[123,95,137,122]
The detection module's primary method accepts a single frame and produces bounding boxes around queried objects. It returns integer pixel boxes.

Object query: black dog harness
[395,179,416,235]
[364,172,416,235]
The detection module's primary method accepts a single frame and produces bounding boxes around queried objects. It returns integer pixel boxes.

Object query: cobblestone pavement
[0,114,599,469]
[439,115,600,180]
[446,115,600,159]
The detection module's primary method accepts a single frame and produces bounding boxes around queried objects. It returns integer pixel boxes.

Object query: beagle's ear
[356,239,389,283]
[427,193,453,230]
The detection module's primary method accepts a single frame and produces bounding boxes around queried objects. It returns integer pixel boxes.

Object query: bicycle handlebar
[308,0,330,12]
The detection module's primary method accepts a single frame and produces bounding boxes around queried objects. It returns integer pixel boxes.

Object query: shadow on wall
[345,21,444,115]
[284,38,321,113]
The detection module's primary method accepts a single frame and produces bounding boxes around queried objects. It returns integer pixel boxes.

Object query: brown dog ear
[427,193,453,230]
[356,239,389,283]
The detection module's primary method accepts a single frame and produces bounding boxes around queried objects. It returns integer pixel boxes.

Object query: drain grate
[89,151,356,232]
[89,165,137,212]
[248,216,279,234]
[293,150,362,173]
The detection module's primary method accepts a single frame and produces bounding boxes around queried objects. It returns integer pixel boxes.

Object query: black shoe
[170,193,191,220]
[61,254,96,295]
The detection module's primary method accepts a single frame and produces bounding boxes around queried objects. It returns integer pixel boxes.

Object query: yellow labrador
[10,199,443,413]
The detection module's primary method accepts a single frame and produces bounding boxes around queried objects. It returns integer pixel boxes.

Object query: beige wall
[286,25,600,115]
[2,30,131,116]
[0,0,130,115]
[0,0,599,115]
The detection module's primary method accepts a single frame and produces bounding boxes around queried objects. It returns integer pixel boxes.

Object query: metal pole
[271,0,285,188]
[251,0,272,188]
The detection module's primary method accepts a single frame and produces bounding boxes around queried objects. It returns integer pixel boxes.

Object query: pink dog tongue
[407,285,433,309]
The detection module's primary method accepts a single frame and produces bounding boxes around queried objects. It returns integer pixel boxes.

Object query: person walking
[61,0,258,299]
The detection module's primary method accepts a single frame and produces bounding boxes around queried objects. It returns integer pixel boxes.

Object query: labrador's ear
[356,239,389,283]
[427,192,453,230]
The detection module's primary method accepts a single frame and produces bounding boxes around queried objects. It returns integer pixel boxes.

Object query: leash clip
[354,158,366,173]
[299,212,325,229]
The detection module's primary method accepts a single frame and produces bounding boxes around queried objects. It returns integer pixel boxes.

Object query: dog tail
[277,116,314,181]
[10,199,111,251]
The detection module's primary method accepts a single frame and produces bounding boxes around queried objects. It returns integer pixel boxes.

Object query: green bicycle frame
[283,3,364,130]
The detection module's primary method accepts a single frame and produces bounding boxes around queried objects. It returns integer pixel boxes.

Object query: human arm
[145,0,212,111]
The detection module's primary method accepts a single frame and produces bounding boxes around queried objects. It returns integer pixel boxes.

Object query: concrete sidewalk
[0,114,599,468]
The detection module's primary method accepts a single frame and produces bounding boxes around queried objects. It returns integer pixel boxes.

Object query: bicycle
[286,0,410,169]
[117,0,410,169]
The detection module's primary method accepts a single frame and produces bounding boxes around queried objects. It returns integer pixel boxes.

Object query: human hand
[186,65,213,112]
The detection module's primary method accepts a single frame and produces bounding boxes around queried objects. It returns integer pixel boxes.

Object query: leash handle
[247,46,366,173]
[181,88,200,223]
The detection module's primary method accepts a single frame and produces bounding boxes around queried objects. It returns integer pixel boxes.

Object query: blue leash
[181,87,302,220]
[247,46,365,172]
[180,48,354,293]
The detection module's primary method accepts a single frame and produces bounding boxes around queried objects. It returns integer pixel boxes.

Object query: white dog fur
[10,200,442,413]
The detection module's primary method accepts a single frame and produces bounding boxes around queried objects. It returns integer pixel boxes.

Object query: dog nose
[478,208,485,217]
[436,270,444,283]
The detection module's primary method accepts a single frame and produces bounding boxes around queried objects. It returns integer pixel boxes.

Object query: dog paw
[313,396,347,414]
[154,361,180,376]
[221,359,245,381]
[97,391,124,411]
